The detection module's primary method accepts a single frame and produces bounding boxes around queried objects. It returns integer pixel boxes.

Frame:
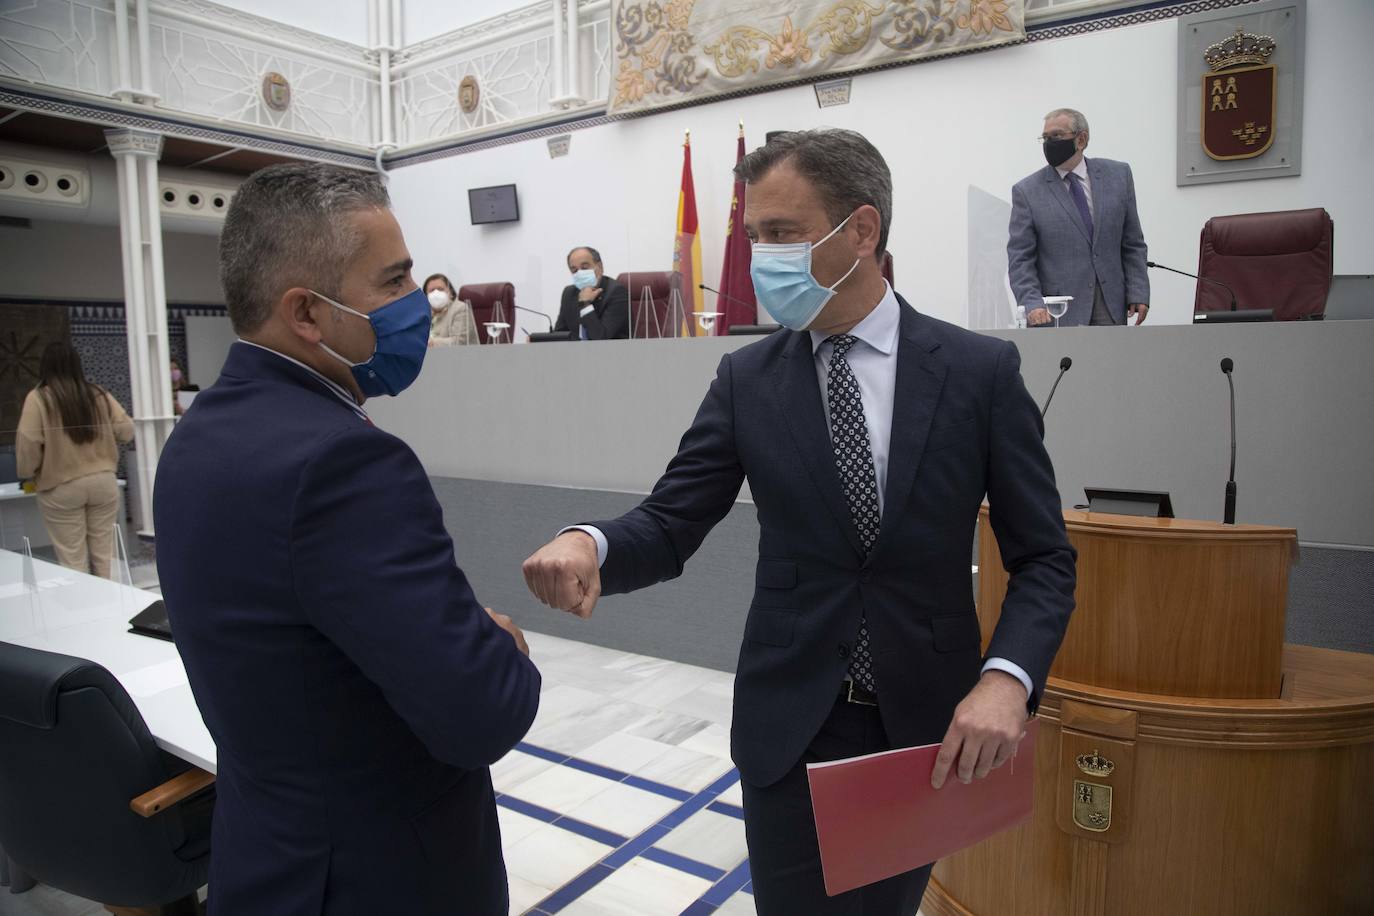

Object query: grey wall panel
[431,478,1373,674]
[371,320,1374,547]
[431,477,757,673]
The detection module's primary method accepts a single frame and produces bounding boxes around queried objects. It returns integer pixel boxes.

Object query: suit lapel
[775,331,867,559]
[871,299,947,560]
[1044,164,1091,247]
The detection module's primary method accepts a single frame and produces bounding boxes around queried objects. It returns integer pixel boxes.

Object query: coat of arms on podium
[1202,26,1277,160]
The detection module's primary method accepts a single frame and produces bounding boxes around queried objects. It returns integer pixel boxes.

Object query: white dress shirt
[1056,157,1093,215]
[568,284,1032,698]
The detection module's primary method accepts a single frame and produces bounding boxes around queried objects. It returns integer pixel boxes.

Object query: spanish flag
[673,130,703,337]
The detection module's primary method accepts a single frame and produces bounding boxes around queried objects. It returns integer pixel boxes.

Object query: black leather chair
[0,642,214,914]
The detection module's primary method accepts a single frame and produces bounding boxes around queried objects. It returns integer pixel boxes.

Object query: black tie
[826,334,878,692]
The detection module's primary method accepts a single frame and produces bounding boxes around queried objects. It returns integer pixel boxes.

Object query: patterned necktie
[1066,172,1094,241]
[826,334,878,692]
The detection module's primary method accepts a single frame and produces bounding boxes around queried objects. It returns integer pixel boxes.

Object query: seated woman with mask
[423,273,477,346]
[554,246,629,341]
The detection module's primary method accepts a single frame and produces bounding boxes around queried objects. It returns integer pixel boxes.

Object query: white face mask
[427,289,452,310]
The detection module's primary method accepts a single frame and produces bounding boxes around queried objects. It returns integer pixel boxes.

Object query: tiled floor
[0,630,928,916]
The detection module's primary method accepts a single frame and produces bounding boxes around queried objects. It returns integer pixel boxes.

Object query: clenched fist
[522,531,601,619]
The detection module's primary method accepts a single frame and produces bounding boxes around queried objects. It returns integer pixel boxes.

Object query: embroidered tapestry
[609,0,1025,115]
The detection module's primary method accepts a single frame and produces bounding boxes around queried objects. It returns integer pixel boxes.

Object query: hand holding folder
[807,719,1039,896]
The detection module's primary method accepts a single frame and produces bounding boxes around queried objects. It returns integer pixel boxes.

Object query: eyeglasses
[1038,132,1079,144]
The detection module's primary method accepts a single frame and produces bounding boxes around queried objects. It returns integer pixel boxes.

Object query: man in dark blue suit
[523,130,1076,914]
[155,164,540,915]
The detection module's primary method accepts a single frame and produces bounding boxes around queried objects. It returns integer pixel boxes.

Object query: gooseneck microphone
[511,305,553,331]
[1220,357,1237,524]
[699,282,755,311]
[1041,356,1072,419]
[1147,260,1239,311]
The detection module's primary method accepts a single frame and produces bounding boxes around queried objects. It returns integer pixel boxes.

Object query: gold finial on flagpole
[684,128,690,144]
[738,118,744,138]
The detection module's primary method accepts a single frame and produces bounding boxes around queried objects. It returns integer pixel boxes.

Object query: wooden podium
[923,508,1374,916]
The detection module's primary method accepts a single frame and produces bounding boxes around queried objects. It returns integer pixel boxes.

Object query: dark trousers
[741,694,932,915]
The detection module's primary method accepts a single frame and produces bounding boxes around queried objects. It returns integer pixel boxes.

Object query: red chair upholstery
[1195,208,1333,320]
[457,282,516,344]
[616,271,675,339]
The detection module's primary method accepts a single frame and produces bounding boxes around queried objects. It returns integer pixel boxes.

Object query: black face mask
[1043,136,1078,168]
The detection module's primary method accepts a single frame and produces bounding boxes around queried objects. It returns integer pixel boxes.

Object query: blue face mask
[749,213,860,331]
[313,285,431,398]
[571,268,598,290]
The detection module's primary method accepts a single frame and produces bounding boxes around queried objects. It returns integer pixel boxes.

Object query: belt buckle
[846,680,878,707]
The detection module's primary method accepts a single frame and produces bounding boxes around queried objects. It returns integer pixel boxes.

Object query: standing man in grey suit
[1008,108,1150,327]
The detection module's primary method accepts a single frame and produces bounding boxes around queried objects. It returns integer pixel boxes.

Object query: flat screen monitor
[1084,488,1174,519]
[1192,308,1273,324]
[468,184,519,225]
[1324,274,1374,320]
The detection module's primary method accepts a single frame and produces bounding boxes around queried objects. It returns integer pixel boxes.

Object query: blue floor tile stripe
[515,740,696,801]
[706,799,745,820]
[527,767,746,914]
[495,795,629,848]
[640,845,727,882]
[697,859,753,908]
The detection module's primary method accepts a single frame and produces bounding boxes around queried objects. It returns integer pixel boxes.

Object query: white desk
[0,479,128,551]
[0,550,216,773]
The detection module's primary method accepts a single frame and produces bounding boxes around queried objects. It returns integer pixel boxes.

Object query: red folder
[807,719,1039,896]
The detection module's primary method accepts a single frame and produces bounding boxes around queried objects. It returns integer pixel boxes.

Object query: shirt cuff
[557,525,607,567]
[579,304,595,318]
[981,657,1032,700]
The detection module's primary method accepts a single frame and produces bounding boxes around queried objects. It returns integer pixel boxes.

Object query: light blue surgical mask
[571,268,598,290]
[749,213,860,330]
[313,285,431,398]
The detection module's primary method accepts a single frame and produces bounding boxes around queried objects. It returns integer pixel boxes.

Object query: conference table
[0,550,215,773]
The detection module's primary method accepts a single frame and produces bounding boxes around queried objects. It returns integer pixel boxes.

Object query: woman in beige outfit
[16,342,135,579]
[424,272,477,346]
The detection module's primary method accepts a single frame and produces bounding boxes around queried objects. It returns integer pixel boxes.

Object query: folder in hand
[806,719,1038,896]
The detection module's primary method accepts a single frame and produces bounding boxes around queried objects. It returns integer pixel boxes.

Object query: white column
[112,0,135,100]
[550,0,566,105]
[564,0,582,104]
[106,129,172,538]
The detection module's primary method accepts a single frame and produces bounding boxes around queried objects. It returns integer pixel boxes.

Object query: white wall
[386,2,1374,331]
[0,221,224,303]
[210,0,370,45]
[401,0,534,44]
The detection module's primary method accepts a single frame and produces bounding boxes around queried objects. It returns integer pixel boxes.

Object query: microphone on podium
[1220,357,1237,524]
[1147,260,1239,312]
[699,282,756,311]
[1041,356,1072,419]
[511,305,553,331]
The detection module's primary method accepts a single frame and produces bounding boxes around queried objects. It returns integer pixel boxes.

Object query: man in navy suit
[155,164,540,915]
[1008,108,1150,327]
[523,130,1076,914]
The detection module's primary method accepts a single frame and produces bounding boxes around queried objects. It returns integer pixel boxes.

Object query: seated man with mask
[553,245,630,340]
[154,163,540,915]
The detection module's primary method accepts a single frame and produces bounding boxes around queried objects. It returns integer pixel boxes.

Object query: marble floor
[0,630,928,916]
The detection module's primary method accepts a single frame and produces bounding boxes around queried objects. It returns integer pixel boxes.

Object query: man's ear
[851,204,882,261]
[281,288,325,344]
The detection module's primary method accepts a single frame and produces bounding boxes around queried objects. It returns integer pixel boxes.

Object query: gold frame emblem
[1073,780,1112,833]
[261,72,291,112]
[459,76,480,115]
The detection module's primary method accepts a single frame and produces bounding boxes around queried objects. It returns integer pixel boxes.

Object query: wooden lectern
[923,508,1374,916]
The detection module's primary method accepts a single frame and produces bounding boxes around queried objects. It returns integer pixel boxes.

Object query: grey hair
[219,163,390,334]
[1044,108,1090,136]
[734,128,892,258]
